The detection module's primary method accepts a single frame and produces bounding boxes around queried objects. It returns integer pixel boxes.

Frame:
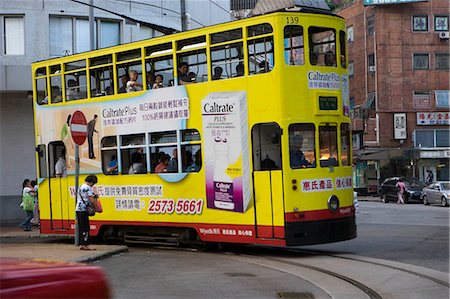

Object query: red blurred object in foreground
[0,258,110,299]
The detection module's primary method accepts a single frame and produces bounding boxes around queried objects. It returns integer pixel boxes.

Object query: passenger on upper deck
[258,61,270,73]
[119,74,130,93]
[212,66,223,80]
[153,74,164,89]
[178,62,192,85]
[235,63,244,77]
[126,70,143,92]
[66,79,80,100]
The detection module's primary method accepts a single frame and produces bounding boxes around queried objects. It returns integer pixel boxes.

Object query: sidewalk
[0,226,128,263]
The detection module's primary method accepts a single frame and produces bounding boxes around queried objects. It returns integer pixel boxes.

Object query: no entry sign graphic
[70,110,87,146]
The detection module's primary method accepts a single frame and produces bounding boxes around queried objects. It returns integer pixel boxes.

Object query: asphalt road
[301,201,449,273]
[96,201,449,298]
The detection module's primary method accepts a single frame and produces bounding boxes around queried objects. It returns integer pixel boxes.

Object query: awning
[358,148,420,161]
[362,92,376,110]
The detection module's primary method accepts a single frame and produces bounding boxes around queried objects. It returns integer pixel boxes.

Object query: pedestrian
[396,179,406,204]
[19,179,35,231]
[76,175,98,250]
[87,115,98,159]
[30,180,40,226]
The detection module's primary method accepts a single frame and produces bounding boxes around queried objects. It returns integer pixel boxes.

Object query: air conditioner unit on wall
[368,65,376,72]
[438,32,450,40]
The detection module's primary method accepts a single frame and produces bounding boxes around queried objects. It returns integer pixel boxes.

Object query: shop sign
[394,113,407,139]
[420,150,450,159]
[364,0,427,5]
[416,112,450,125]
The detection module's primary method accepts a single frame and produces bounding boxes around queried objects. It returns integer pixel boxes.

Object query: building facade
[339,0,449,193]
[0,0,231,224]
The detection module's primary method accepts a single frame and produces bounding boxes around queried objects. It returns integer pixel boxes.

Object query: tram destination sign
[364,0,427,5]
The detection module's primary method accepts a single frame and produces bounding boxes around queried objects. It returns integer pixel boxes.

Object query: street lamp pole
[180,0,187,31]
[89,0,95,50]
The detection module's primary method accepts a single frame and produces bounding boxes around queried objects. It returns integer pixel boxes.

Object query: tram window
[341,123,351,166]
[50,64,61,74]
[340,30,347,68]
[149,146,175,173]
[145,55,174,89]
[210,42,244,79]
[181,145,201,172]
[117,49,141,62]
[150,131,177,144]
[64,59,86,72]
[65,71,87,101]
[309,27,336,67]
[117,63,143,93]
[101,136,118,175]
[37,144,48,178]
[289,124,316,169]
[247,23,273,37]
[284,25,304,65]
[120,133,147,174]
[177,50,207,84]
[145,42,172,57]
[182,129,200,142]
[50,75,62,103]
[319,125,338,167]
[90,54,113,67]
[48,141,66,178]
[90,66,113,97]
[252,123,282,171]
[177,36,206,51]
[36,77,48,105]
[36,67,46,77]
[248,37,274,75]
[211,28,242,44]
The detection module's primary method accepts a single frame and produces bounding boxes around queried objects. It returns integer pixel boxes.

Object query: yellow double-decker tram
[32,2,355,247]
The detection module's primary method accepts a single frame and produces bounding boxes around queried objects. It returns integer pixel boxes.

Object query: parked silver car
[421,181,450,207]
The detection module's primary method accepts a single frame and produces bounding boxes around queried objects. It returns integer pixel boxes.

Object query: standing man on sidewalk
[87,115,98,159]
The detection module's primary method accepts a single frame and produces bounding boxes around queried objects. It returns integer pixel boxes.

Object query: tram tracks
[217,247,449,299]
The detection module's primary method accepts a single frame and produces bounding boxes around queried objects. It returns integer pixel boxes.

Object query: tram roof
[252,0,333,16]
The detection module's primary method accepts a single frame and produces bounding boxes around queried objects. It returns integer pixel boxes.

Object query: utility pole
[89,0,95,50]
[180,0,187,31]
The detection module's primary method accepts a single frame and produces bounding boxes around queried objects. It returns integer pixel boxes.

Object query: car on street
[0,258,111,299]
[421,181,450,207]
[379,177,426,204]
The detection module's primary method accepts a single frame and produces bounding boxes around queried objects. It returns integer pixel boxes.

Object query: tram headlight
[328,195,339,212]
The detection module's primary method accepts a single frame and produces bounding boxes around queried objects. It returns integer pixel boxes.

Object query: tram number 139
[148,198,203,215]
[286,16,299,24]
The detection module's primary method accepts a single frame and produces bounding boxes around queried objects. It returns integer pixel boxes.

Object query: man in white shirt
[55,149,67,178]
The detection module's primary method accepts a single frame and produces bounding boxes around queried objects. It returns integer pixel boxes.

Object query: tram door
[48,142,70,231]
[252,123,285,239]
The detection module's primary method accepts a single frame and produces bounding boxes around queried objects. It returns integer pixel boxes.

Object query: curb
[74,246,129,263]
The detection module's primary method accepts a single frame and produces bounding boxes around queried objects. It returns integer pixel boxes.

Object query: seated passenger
[66,79,80,100]
[147,72,155,89]
[325,51,336,66]
[51,86,62,103]
[126,70,143,93]
[129,151,146,174]
[119,74,130,93]
[155,154,169,173]
[234,63,244,77]
[106,155,118,174]
[212,66,223,80]
[152,74,164,89]
[178,62,192,85]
